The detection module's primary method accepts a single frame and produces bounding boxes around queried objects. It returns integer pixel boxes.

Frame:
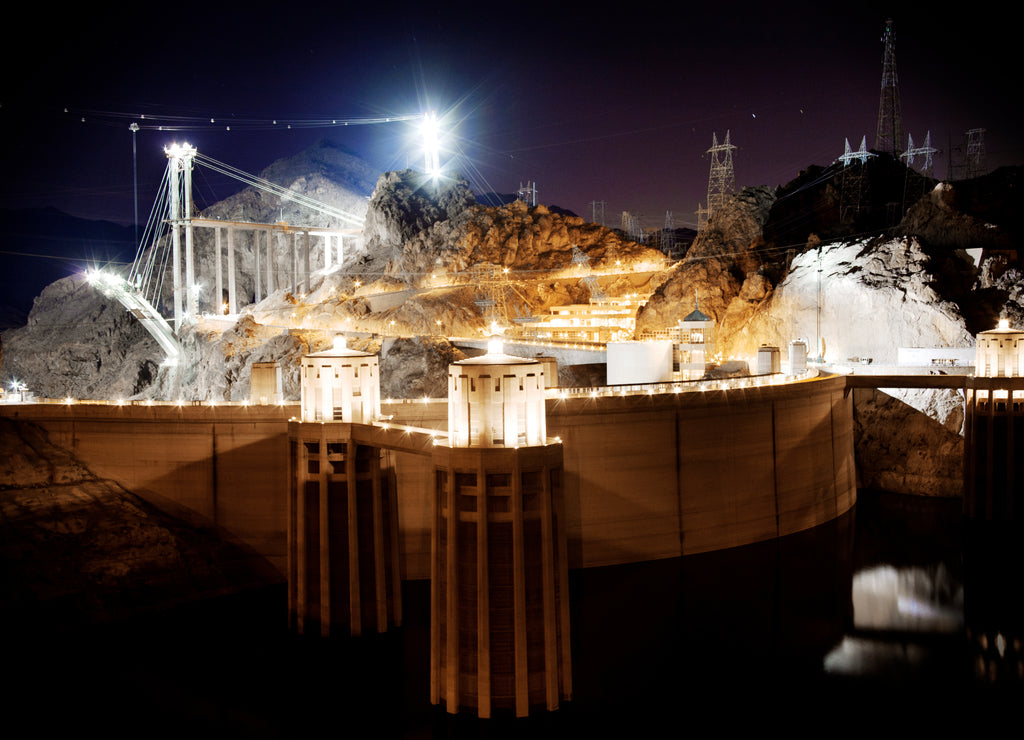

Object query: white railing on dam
[4,370,820,408]
[546,368,818,400]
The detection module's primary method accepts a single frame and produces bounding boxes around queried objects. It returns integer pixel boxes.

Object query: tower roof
[682,308,712,323]
[455,338,538,366]
[978,319,1022,337]
[305,335,376,359]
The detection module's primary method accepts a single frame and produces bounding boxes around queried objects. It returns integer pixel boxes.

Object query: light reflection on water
[850,564,963,634]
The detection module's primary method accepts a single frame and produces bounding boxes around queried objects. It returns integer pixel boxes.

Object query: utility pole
[130,122,139,247]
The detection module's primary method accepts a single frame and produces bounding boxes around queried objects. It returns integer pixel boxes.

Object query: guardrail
[546,369,818,400]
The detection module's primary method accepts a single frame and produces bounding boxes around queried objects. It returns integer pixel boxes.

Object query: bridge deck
[188,217,361,237]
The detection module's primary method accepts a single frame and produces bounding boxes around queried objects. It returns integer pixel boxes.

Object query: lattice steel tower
[875,18,904,157]
[697,131,736,231]
[965,128,987,179]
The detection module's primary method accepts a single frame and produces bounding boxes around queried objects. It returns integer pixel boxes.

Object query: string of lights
[61,107,424,132]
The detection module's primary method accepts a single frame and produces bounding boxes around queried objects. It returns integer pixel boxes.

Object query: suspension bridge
[88,143,367,365]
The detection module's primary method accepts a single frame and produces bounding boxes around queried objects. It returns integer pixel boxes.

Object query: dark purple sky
[2,2,1018,233]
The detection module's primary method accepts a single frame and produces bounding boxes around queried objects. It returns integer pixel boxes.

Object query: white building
[607,341,674,385]
[447,338,547,447]
[299,335,381,423]
[975,318,1024,378]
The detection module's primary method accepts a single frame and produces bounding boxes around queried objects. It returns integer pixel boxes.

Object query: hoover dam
[0,368,854,580]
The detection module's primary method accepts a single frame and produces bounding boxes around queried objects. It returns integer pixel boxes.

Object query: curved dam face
[547,373,856,568]
[1,374,855,580]
[378,373,856,577]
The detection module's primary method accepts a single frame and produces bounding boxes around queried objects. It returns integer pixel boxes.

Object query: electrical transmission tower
[517,181,538,206]
[901,131,939,211]
[697,131,736,232]
[571,245,607,302]
[663,211,676,258]
[902,131,937,207]
[964,128,986,179]
[838,136,875,224]
[621,211,644,243]
[875,18,904,157]
[589,200,606,226]
[473,267,535,330]
[901,132,937,177]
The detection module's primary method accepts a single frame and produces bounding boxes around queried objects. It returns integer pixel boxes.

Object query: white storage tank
[299,335,381,423]
[789,339,808,374]
[607,340,674,385]
[448,338,546,448]
[756,345,781,375]
[975,318,1024,377]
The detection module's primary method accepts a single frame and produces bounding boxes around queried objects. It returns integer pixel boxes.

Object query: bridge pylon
[165,143,198,332]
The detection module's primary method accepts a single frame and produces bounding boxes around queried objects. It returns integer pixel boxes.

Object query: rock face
[853,387,966,497]
[379,336,468,400]
[1,276,161,400]
[0,417,277,631]
[900,167,1023,252]
[355,168,666,281]
[636,186,779,353]
[735,237,975,365]
[143,316,314,402]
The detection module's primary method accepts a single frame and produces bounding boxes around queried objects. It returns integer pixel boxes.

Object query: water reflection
[11,488,1021,737]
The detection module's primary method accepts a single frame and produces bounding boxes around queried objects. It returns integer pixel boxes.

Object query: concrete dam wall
[1,374,855,580]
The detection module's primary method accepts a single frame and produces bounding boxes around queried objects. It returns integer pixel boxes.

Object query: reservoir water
[11,489,1020,737]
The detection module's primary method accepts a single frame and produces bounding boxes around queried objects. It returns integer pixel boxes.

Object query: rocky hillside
[1,275,161,400]
[637,165,1023,364]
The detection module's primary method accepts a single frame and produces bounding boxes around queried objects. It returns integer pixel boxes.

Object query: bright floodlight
[164,141,197,159]
[421,111,441,180]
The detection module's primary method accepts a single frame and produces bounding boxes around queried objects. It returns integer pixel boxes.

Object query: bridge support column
[291,232,298,296]
[215,227,223,314]
[324,234,332,270]
[184,164,196,318]
[266,229,275,294]
[254,230,262,303]
[227,226,237,314]
[304,230,311,295]
[169,158,182,331]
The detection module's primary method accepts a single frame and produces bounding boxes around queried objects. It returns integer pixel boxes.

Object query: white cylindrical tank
[975,318,1024,377]
[299,335,381,423]
[607,341,674,385]
[756,345,781,375]
[448,338,547,448]
[789,339,808,374]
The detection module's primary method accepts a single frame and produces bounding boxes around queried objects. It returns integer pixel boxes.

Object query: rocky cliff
[1,275,161,400]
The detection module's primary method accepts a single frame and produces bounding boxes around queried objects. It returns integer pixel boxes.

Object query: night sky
[2,2,1018,235]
